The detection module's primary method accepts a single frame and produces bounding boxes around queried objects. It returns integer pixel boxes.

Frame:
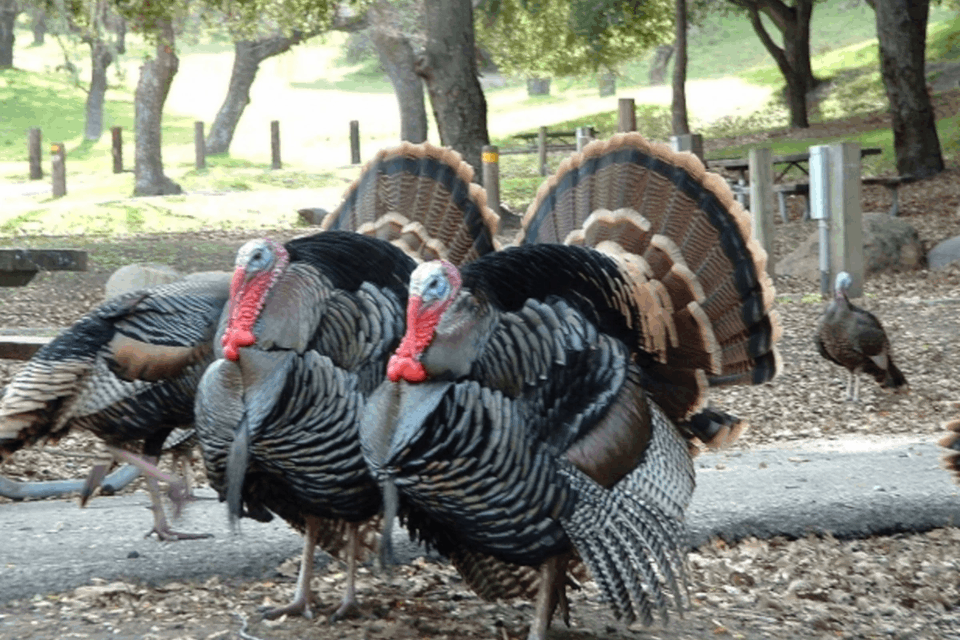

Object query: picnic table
[0,248,87,359]
[706,147,883,183]
[511,130,583,147]
[0,248,87,287]
[706,147,885,221]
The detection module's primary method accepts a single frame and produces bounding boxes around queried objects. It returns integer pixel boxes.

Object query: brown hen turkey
[360,132,782,639]
[815,271,907,402]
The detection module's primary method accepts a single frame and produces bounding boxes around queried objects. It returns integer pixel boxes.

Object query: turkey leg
[262,516,320,620]
[142,471,213,541]
[528,555,570,640]
[328,522,360,622]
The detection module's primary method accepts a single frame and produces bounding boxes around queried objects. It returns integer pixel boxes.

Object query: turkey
[0,272,231,540]
[360,132,782,639]
[939,419,960,483]
[815,271,907,402]
[187,142,501,621]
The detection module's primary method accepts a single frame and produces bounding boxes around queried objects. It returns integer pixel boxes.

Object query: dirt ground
[3,94,960,639]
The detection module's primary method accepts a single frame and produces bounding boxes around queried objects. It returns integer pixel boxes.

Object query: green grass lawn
[2,3,958,236]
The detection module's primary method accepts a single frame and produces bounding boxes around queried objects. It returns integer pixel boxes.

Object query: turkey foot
[144,470,211,541]
[326,595,360,623]
[260,595,316,620]
[262,517,321,620]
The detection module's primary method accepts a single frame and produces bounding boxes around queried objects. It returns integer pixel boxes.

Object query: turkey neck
[248,263,329,353]
[419,289,496,381]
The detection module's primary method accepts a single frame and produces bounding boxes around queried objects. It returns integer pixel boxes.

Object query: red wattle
[387,295,441,383]
[221,327,256,362]
[387,353,427,382]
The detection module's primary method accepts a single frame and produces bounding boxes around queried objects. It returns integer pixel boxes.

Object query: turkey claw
[260,598,315,620]
[328,599,360,623]
[146,526,213,542]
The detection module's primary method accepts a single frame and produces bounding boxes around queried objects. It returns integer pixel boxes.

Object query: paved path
[2,438,958,603]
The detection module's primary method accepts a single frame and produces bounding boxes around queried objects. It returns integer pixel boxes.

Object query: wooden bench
[774,182,810,222]
[773,175,917,222]
[0,331,55,360]
[862,175,917,217]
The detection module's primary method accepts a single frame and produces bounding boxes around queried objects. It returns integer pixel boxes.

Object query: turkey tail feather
[321,142,501,266]
[518,132,781,419]
[559,401,693,625]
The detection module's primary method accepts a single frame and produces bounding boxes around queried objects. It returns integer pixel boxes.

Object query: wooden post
[111,126,123,174]
[537,126,548,176]
[828,142,864,298]
[28,128,42,180]
[617,98,636,133]
[350,120,360,165]
[482,145,500,216]
[194,121,206,170]
[50,142,66,198]
[270,120,282,169]
[669,134,704,163]
[748,147,774,279]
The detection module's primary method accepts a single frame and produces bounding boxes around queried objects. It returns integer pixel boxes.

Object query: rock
[928,235,960,270]
[297,207,329,226]
[104,263,181,300]
[777,213,923,281]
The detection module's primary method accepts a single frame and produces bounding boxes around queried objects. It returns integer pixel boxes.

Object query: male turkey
[815,271,907,402]
[0,272,231,540]
[939,419,960,483]
[360,132,782,639]
[190,142,500,620]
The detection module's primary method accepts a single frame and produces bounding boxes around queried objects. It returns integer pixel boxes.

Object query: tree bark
[85,38,114,141]
[416,0,489,180]
[671,0,690,135]
[0,0,19,69]
[369,22,427,143]
[649,44,674,86]
[735,0,817,128]
[872,0,943,178]
[134,19,182,196]
[205,34,305,154]
[29,6,44,45]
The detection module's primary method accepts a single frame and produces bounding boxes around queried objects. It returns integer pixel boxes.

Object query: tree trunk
[0,0,19,69]
[526,77,551,96]
[671,0,690,135]
[649,44,674,86]
[134,19,182,196]
[30,7,44,45]
[85,39,114,141]
[738,0,817,128]
[598,72,616,97]
[370,24,427,143]
[206,34,305,155]
[416,0,489,179]
[873,0,943,178]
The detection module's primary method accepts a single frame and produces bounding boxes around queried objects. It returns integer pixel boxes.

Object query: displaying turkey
[0,272,231,540]
[815,271,907,402]
[360,132,781,639]
[939,419,960,483]
[188,142,500,620]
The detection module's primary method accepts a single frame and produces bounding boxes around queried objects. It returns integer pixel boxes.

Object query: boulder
[928,235,960,270]
[777,213,923,281]
[104,263,181,300]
